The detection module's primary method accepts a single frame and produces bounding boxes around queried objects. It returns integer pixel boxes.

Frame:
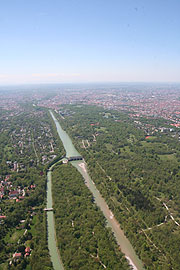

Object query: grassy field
[105,143,113,151]
[4,228,25,244]
[158,153,176,161]
[95,126,107,132]
[122,145,132,154]
[127,134,137,143]
[4,145,13,160]
[0,263,8,270]
[141,141,155,147]
[29,215,38,236]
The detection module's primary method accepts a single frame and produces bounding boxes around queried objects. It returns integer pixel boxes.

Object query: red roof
[25,247,30,253]
[90,122,99,126]
[13,253,21,258]
[171,123,180,127]
[9,190,19,196]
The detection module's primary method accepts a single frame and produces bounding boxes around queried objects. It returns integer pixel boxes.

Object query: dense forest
[1,99,180,270]
[51,163,130,270]
[54,104,180,270]
[0,105,65,270]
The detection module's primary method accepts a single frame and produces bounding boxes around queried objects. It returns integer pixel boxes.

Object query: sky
[0,0,180,84]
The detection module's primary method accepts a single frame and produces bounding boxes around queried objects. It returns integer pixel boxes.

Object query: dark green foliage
[0,107,61,269]
[52,164,130,270]
[56,104,180,270]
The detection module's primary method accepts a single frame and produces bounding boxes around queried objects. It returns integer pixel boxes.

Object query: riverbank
[74,160,144,270]
[50,110,144,270]
[46,165,64,270]
[51,163,130,269]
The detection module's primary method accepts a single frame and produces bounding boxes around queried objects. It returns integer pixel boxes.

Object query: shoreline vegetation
[0,107,66,270]
[50,110,143,270]
[53,104,180,269]
[1,101,180,270]
[46,161,65,270]
[51,163,130,270]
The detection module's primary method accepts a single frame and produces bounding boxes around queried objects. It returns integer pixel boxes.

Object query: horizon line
[0,81,180,87]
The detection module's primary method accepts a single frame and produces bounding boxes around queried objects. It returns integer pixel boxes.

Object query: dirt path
[156,197,180,226]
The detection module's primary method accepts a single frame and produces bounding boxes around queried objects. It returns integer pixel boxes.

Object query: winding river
[48,110,144,270]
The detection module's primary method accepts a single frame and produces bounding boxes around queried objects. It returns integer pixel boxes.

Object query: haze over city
[1,1,180,269]
[0,0,180,84]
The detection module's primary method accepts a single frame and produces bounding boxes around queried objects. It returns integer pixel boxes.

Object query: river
[47,164,64,270]
[49,110,144,270]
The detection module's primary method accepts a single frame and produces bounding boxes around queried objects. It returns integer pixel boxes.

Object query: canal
[48,110,144,270]
[47,163,64,270]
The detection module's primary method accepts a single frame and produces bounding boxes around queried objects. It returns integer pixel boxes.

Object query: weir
[67,155,83,161]
[49,110,144,270]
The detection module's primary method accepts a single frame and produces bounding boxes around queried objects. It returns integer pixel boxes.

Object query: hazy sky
[0,0,180,84]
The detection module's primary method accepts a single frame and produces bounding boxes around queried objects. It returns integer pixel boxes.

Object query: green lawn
[105,143,113,151]
[158,153,176,161]
[95,126,107,132]
[4,145,13,160]
[141,141,154,147]
[127,134,137,143]
[29,215,38,236]
[123,146,132,154]
[0,263,8,270]
[25,264,31,270]
[4,229,24,244]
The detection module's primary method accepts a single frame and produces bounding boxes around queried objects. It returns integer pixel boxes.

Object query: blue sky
[0,0,180,84]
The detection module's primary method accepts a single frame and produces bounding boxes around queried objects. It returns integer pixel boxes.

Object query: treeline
[29,211,53,270]
[52,164,130,270]
[0,167,53,270]
[47,109,66,157]
[0,107,66,269]
[55,104,180,270]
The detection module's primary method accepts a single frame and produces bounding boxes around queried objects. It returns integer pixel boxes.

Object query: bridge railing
[67,156,83,161]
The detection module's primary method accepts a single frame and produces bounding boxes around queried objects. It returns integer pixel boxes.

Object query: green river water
[47,163,64,270]
[47,111,144,270]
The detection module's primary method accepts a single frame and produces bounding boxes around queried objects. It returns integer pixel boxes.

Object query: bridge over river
[67,155,83,161]
[48,110,144,270]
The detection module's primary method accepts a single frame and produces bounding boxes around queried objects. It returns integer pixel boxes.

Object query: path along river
[47,111,144,270]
